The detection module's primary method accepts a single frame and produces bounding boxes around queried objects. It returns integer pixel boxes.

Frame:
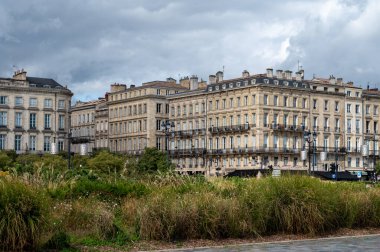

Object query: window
[348,157,352,167]
[44,114,51,129]
[264,113,268,127]
[356,92,360,97]
[252,95,256,105]
[375,106,379,115]
[58,140,64,151]
[165,104,169,114]
[302,98,307,109]
[264,95,268,105]
[347,119,352,132]
[313,99,317,109]
[244,96,248,106]
[355,104,360,114]
[59,115,65,129]
[15,112,22,127]
[274,95,278,106]
[14,135,21,151]
[335,101,339,112]
[209,101,212,111]
[356,119,360,133]
[29,98,37,107]
[156,103,162,113]
[58,100,65,109]
[29,136,36,151]
[156,89,161,95]
[347,104,351,113]
[0,134,5,150]
[347,91,351,97]
[15,97,23,106]
[324,100,328,111]
[284,114,288,127]
[356,158,360,167]
[156,120,161,131]
[237,97,241,107]
[0,96,8,105]
[293,97,297,108]
[0,112,7,126]
[44,136,50,152]
[156,137,161,150]
[216,100,219,109]
[284,96,288,107]
[347,137,351,151]
[44,99,52,108]
[30,113,36,129]
[366,105,370,115]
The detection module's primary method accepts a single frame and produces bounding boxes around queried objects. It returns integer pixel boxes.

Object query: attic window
[313,86,317,90]
[284,81,289,86]
[324,87,328,92]
[43,85,50,88]
[229,83,233,88]
[236,82,241,87]
[274,80,279,85]
[264,79,269,84]
[215,86,219,91]
[244,80,248,86]
[30,84,36,87]
[208,87,212,92]
[251,79,256,84]
[222,84,226,90]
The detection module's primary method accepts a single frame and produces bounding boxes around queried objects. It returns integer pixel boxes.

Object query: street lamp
[302,129,317,174]
[67,129,72,170]
[161,120,175,164]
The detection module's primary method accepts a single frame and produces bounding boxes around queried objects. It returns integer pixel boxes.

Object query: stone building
[106,80,188,154]
[95,97,109,150]
[167,69,378,175]
[0,69,72,153]
[70,98,107,154]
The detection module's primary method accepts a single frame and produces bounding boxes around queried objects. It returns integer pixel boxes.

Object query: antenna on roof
[222,65,225,74]
[298,60,300,71]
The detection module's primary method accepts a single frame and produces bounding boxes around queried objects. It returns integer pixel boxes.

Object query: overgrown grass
[0,178,47,250]
[2,171,380,249]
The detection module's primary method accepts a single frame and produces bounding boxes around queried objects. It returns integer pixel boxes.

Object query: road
[171,234,380,252]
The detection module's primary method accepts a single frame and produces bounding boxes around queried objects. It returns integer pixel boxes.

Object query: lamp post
[161,120,175,165]
[373,133,378,181]
[302,129,318,175]
[67,129,72,170]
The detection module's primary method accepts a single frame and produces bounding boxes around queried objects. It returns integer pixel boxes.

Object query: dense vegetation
[1,149,380,250]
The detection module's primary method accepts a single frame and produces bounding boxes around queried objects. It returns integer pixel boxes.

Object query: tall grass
[0,178,47,250]
[133,176,380,241]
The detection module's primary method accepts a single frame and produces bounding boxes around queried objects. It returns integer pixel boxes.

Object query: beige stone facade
[107,81,188,154]
[0,70,72,153]
[70,98,107,153]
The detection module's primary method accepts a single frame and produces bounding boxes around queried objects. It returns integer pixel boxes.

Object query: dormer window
[284,81,289,86]
[236,82,241,87]
[215,86,219,91]
[264,79,269,84]
[229,83,233,88]
[30,84,36,87]
[222,84,226,90]
[208,87,212,92]
[244,80,248,86]
[43,85,50,88]
[274,80,279,85]
[251,79,256,85]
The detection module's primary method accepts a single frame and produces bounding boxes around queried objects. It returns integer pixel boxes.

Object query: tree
[137,147,174,173]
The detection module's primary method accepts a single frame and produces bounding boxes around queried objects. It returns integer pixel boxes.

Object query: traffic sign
[357,171,362,178]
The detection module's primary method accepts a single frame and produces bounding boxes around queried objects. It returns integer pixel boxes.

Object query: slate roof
[26,77,64,88]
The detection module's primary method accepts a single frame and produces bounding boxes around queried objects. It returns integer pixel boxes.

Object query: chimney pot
[266,68,273,78]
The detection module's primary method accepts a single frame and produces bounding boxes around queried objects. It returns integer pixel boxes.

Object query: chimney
[337,78,343,85]
[276,70,283,79]
[110,83,127,92]
[285,70,292,80]
[216,71,223,83]
[180,76,190,89]
[299,69,304,79]
[295,71,302,81]
[266,68,273,78]
[329,75,336,85]
[242,70,250,78]
[190,75,199,90]
[209,75,216,84]
[13,69,27,81]
[347,81,354,86]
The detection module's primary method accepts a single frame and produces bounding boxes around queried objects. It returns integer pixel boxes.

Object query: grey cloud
[0,0,379,101]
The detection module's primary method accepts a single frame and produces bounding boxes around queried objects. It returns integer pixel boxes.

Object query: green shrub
[87,151,125,174]
[0,151,13,170]
[0,179,47,250]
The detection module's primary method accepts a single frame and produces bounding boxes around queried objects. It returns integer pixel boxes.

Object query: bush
[87,151,125,174]
[0,179,47,250]
[0,151,13,170]
[136,148,174,173]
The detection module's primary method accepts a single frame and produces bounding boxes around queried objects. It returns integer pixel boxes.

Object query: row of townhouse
[3,67,378,176]
[101,68,380,175]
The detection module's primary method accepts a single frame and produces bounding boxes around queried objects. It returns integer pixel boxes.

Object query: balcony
[209,124,250,134]
[270,123,304,133]
[323,126,330,132]
[334,127,340,133]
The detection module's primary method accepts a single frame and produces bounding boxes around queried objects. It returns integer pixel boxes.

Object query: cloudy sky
[1,0,379,101]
